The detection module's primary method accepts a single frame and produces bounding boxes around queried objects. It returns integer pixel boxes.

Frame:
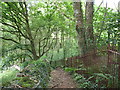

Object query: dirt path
[48,67,77,88]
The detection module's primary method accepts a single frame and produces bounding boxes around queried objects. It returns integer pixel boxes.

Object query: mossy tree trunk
[73,1,96,57]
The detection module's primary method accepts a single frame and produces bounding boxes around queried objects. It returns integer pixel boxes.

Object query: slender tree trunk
[24,2,39,60]
[118,1,120,87]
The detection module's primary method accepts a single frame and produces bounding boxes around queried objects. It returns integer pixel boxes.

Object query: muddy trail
[48,67,77,88]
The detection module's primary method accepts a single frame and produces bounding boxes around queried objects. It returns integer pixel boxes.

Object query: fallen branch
[108,50,120,55]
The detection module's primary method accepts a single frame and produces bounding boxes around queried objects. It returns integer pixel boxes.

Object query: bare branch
[0,37,20,44]
[94,0,103,14]
[40,38,54,57]
[2,23,17,29]
[61,13,75,21]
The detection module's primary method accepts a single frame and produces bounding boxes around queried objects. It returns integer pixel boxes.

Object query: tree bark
[85,1,95,54]
[73,2,86,56]
[73,1,96,66]
[73,1,95,56]
[24,2,39,60]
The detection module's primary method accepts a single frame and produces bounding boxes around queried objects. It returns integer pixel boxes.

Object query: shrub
[23,59,51,88]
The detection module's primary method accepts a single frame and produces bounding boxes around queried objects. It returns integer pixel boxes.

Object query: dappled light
[0,1,120,88]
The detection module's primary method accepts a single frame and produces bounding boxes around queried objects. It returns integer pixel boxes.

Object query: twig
[94,0,103,14]
[108,50,120,55]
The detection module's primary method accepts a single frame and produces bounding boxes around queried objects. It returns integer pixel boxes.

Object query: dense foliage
[0,1,119,88]
[0,59,50,88]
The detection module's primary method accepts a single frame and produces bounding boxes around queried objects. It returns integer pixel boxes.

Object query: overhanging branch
[2,23,17,29]
[0,37,20,44]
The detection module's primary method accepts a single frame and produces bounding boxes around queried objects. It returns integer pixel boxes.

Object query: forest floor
[48,67,77,88]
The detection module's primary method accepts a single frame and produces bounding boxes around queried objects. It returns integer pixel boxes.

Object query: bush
[73,72,115,88]
[23,59,51,88]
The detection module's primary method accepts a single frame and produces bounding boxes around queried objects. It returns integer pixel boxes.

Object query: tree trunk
[73,1,96,66]
[85,1,96,54]
[73,2,86,56]
[118,1,120,87]
[24,2,39,60]
[73,1,95,56]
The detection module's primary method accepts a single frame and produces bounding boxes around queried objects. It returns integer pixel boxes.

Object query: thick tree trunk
[73,1,95,56]
[73,2,86,56]
[73,1,96,66]
[85,1,96,54]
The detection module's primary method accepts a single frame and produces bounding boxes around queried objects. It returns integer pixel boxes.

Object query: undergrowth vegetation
[0,59,51,88]
[0,69,18,86]
[64,64,119,88]
[0,1,119,88]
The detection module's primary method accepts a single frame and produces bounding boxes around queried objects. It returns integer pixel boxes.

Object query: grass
[0,69,19,86]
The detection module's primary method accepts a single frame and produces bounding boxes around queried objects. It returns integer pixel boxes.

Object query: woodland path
[48,67,77,88]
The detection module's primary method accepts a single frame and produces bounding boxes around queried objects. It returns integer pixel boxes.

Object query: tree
[85,1,95,54]
[1,2,39,60]
[1,2,59,61]
[73,0,95,56]
[73,2,85,56]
